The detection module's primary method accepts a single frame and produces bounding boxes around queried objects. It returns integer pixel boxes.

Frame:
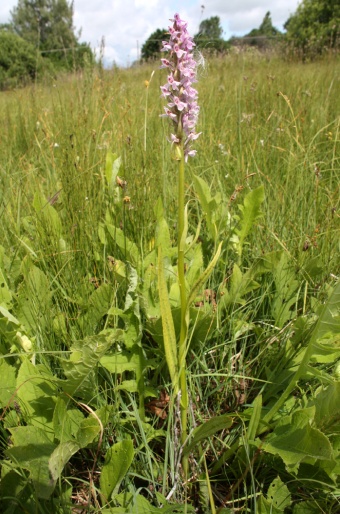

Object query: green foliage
[9,0,93,71]
[141,28,168,60]
[0,55,339,512]
[194,16,228,52]
[257,476,292,513]
[197,16,223,40]
[100,440,134,503]
[244,11,282,48]
[284,0,340,57]
[0,29,50,89]
[233,185,265,261]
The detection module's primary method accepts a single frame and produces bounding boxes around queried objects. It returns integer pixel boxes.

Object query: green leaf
[257,495,281,514]
[113,492,195,513]
[314,381,340,433]
[32,191,62,240]
[310,337,340,364]
[0,266,12,308]
[49,440,80,482]
[157,246,178,393]
[53,397,84,442]
[17,358,57,434]
[60,330,119,403]
[292,501,321,513]
[263,282,340,425]
[105,152,122,191]
[0,358,16,408]
[0,466,33,513]
[154,197,171,256]
[183,414,234,456]
[0,305,21,331]
[100,440,134,502]
[185,242,204,288]
[16,261,52,332]
[263,408,333,472]
[186,242,222,311]
[247,394,262,441]
[82,282,113,330]
[266,476,291,511]
[106,223,139,264]
[100,348,142,374]
[314,283,340,340]
[193,174,218,241]
[219,263,260,308]
[271,252,299,326]
[6,425,57,499]
[234,185,264,259]
[76,416,101,447]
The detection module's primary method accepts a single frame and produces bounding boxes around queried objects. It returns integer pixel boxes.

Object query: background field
[0,51,339,513]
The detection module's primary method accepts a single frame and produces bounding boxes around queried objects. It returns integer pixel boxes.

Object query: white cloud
[200,0,299,34]
[1,0,301,66]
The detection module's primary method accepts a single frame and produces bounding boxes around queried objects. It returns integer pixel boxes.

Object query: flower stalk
[160,13,201,479]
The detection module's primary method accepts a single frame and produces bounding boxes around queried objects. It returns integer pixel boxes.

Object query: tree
[194,16,228,52]
[284,0,340,57]
[196,16,223,40]
[10,0,93,69]
[141,28,168,60]
[244,11,281,47]
[0,29,52,89]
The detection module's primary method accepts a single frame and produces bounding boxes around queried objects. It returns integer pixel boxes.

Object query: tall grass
[0,51,339,512]
[1,54,338,263]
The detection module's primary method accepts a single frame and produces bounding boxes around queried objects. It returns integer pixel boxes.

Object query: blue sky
[1,0,300,66]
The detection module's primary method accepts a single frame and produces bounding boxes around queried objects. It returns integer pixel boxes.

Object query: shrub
[0,30,53,89]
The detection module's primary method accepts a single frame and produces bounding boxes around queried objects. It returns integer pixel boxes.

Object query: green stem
[177,143,189,478]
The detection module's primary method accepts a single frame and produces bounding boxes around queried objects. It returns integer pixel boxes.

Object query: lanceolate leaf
[183,414,234,456]
[157,247,179,392]
[154,197,171,257]
[247,394,263,441]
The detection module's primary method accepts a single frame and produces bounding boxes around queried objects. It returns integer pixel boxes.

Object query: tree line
[0,0,338,89]
[141,0,339,60]
[0,0,93,89]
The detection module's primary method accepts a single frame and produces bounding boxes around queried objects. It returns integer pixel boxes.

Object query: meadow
[0,50,339,513]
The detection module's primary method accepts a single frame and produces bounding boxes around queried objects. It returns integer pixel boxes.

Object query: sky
[0,0,301,67]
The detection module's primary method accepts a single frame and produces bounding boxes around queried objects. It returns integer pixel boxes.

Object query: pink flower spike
[160,13,200,158]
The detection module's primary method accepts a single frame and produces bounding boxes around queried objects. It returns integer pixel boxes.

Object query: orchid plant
[160,14,202,478]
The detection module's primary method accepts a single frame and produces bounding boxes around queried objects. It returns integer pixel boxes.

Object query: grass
[0,50,339,513]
